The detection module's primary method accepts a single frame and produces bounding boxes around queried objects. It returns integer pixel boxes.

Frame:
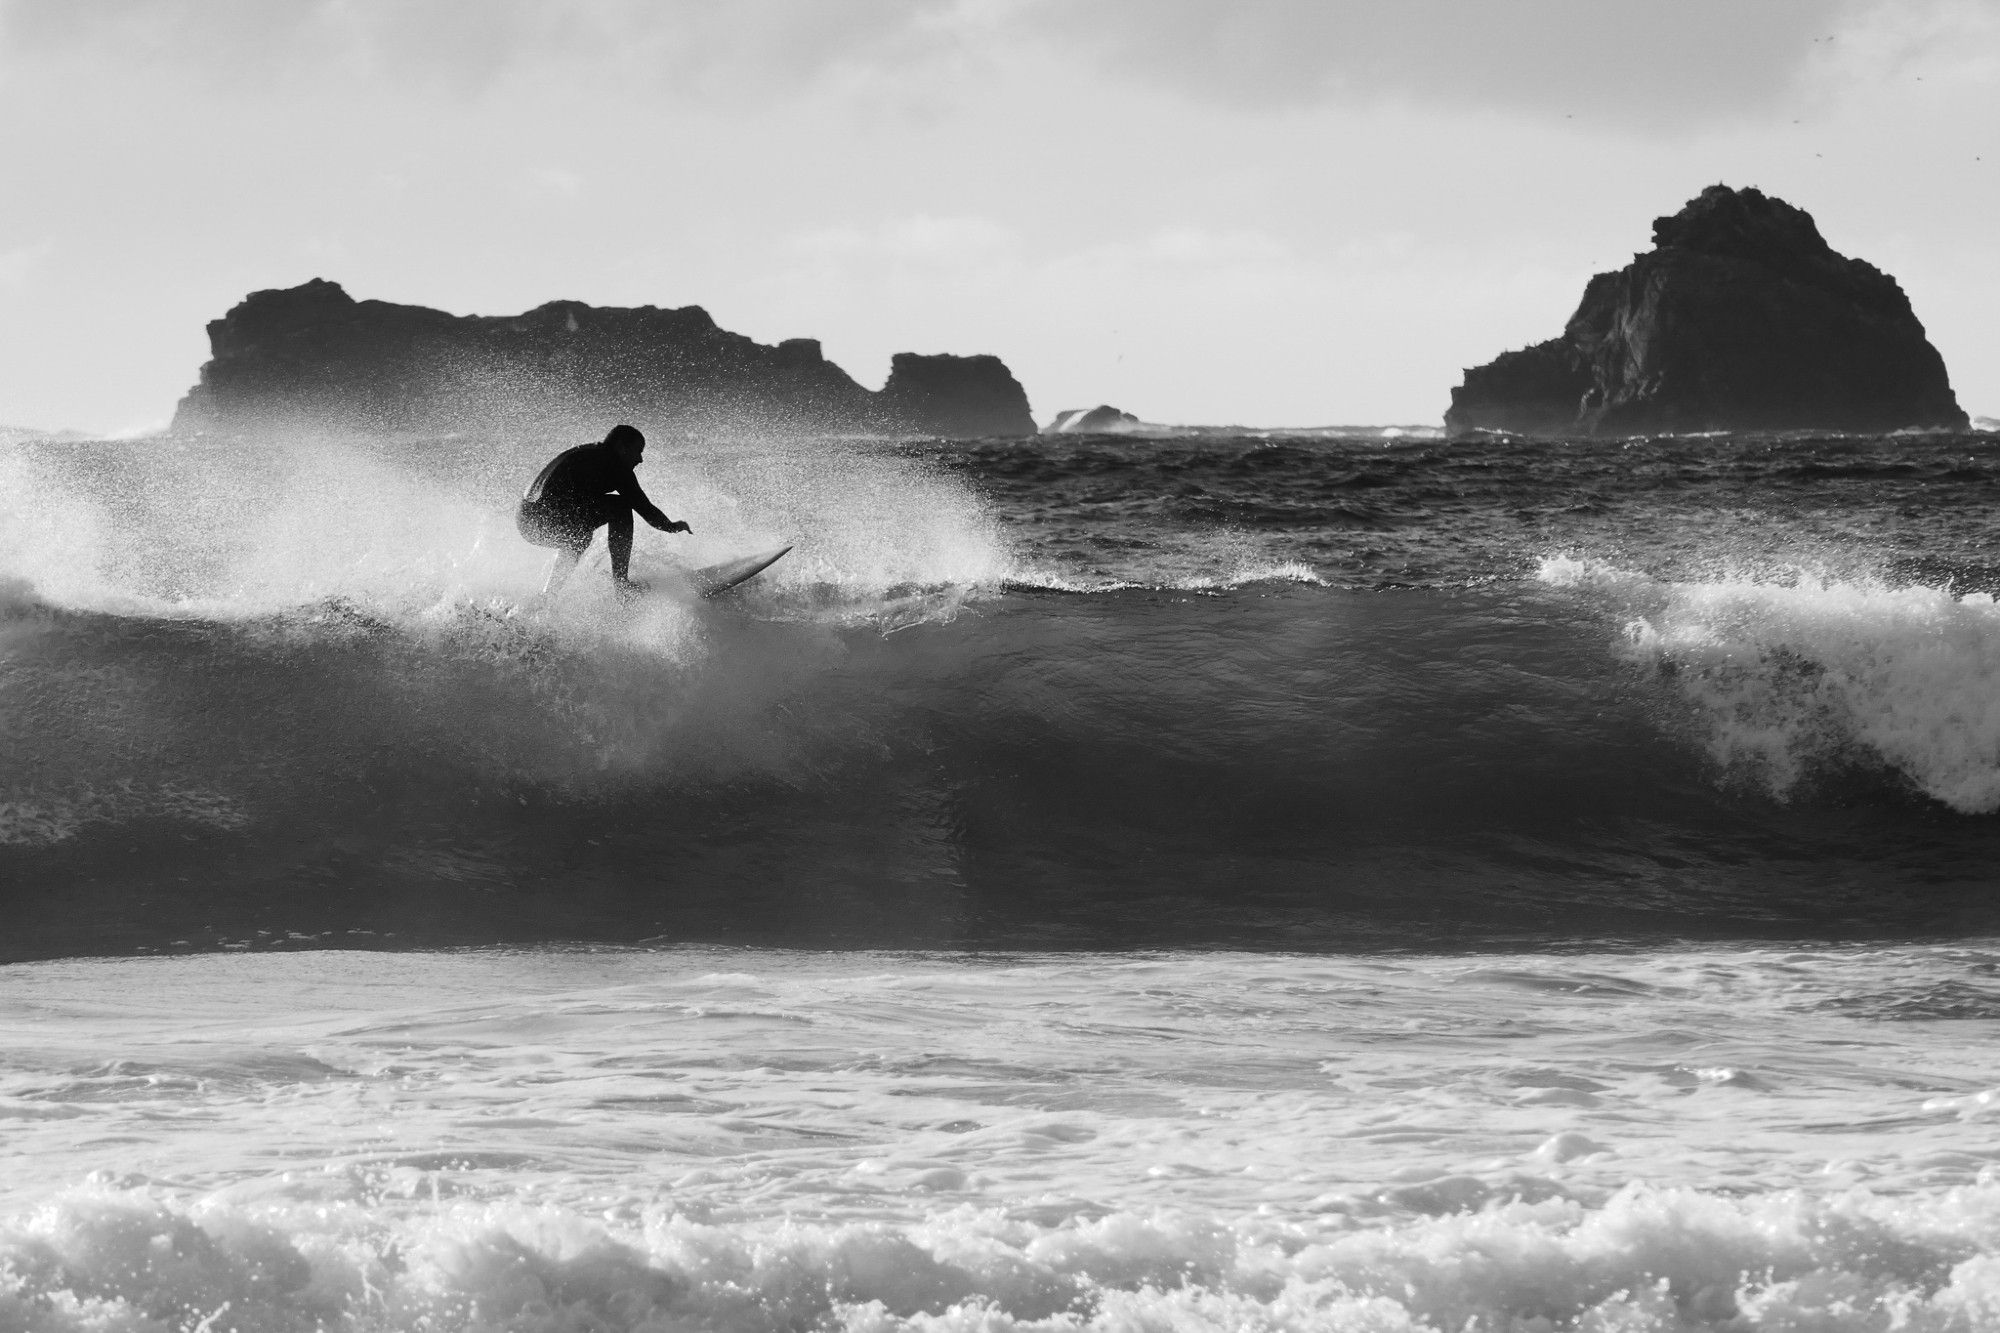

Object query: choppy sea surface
[6,424,2000,1330]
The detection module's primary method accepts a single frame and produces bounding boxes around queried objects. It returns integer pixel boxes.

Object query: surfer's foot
[613,576,648,602]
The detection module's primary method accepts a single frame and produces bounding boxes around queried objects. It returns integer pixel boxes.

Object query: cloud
[1803,0,2000,90]
[0,0,969,95]
[789,215,1019,265]
[523,166,584,200]
[1010,0,1884,130]
[7,0,1966,132]
[745,215,1591,423]
[1127,228,1291,266]
[777,218,1304,297]
[0,238,52,287]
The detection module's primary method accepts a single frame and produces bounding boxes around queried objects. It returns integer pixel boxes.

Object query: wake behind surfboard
[688,544,792,598]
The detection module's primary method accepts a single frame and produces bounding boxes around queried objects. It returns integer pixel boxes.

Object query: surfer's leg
[522,499,594,598]
[538,516,597,598]
[540,545,586,596]
[604,502,636,583]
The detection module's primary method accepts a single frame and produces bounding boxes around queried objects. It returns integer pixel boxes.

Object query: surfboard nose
[693,545,793,598]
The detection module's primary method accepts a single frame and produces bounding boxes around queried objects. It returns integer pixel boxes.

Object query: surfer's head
[604,423,646,466]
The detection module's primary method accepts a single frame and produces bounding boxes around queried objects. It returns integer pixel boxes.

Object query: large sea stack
[172,279,1036,438]
[1446,186,1968,436]
[873,352,1037,441]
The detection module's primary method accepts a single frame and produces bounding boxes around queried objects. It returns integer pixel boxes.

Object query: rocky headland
[172,279,1036,439]
[1446,186,1968,437]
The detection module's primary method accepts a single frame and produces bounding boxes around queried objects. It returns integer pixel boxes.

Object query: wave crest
[1545,557,2000,813]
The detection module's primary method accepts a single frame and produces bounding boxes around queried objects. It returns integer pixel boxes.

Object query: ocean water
[6,424,2000,1330]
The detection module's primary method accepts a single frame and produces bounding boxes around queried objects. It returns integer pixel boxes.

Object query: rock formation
[875,352,1036,439]
[1446,186,1968,436]
[172,279,1036,439]
[1044,405,1142,433]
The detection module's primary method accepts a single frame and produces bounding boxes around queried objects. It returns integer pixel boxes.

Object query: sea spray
[1544,556,2000,812]
[0,449,118,611]
[0,429,1010,628]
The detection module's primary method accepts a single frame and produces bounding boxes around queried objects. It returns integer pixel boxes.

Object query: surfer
[516,424,692,597]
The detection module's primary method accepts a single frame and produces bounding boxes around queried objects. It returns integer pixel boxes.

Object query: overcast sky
[1,0,1995,432]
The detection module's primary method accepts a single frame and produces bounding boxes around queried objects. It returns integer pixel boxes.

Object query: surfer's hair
[604,424,645,450]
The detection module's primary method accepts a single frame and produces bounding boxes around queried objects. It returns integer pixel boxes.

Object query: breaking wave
[14,431,2000,955]
[6,1181,2000,1331]
[1543,555,2000,813]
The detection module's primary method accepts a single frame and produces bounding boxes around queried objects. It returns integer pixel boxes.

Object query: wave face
[7,428,2000,957]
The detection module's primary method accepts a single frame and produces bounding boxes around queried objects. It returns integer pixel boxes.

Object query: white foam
[1006,546,1328,595]
[5,1181,2000,1331]
[1542,557,2000,812]
[5,943,2000,1327]
[1536,552,1656,595]
[1205,559,1328,590]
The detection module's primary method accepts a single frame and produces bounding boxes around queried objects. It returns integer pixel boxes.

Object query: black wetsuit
[516,443,667,554]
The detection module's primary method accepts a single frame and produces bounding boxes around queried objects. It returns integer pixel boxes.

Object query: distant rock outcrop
[1044,405,1142,433]
[1446,186,1968,436]
[875,352,1036,439]
[172,279,1035,438]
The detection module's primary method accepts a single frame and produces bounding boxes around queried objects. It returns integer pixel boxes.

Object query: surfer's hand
[669,520,692,534]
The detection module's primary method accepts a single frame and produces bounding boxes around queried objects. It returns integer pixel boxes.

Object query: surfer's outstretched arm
[638,500,691,534]
[618,477,691,535]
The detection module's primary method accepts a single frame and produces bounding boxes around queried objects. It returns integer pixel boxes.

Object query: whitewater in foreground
[5,424,2000,1329]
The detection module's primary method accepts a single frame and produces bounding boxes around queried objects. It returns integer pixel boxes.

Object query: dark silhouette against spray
[516,424,691,597]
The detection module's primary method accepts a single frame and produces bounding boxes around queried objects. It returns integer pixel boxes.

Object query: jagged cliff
[172,279,1037,438]
[1447,186,1968,436]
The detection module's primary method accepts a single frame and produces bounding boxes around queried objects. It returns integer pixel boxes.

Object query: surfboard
[689,545,792,598]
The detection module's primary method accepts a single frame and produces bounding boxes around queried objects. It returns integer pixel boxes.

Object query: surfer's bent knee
[517,499,596,553]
